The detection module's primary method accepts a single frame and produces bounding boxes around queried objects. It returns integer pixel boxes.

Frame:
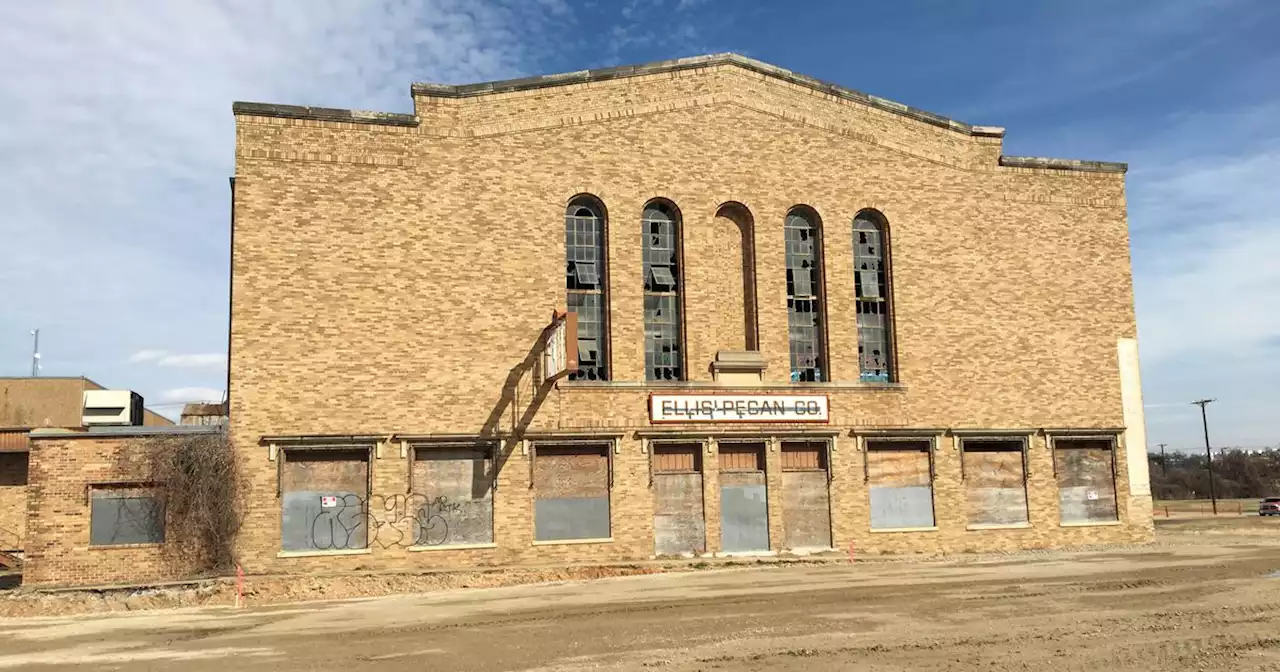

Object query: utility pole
[30,329,40,377]
[1157,443,1168,476]
[1192,399,1217,515]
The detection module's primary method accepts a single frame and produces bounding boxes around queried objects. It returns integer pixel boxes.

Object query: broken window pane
[785,210,825,382]
[643,204,683,381]
[566,198,609,381]
[854,213,893,382]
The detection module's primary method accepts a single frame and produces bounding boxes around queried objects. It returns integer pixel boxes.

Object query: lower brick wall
[0,452,27,551]
[23,434,201,588]
[22,429,1154,588]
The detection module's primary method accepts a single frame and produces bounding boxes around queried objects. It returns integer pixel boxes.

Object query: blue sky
[0,0,1276,451]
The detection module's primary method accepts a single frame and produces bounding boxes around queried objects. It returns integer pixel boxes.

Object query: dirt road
[2,518,1279,670]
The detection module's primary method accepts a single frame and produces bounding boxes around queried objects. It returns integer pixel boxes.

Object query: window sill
[276,548,372,558]
[88,543,164,550]
[870,526,939,534]
[1060,520,1122,528]
[966,523,1031,531]
[559,380,905,391]
[532,537,613,547]
[713,550,777,558]
[407,542,497,552]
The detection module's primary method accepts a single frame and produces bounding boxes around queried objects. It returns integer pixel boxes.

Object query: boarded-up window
[653,444,701,473]
[866,440,934,529]
[90,485,164,546]
[962,440,1029,526]
[719,445,764,471]
[652,443,705,555]
[780,441,831,549]
[719,443,768,552]
[534,445,610,541]
[1054,439,1118,524]
[781,442,827,471]
[281,449,370,552]
[413,446,495,546]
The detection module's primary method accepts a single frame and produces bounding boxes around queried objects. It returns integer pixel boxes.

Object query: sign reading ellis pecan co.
[648,394,829,423]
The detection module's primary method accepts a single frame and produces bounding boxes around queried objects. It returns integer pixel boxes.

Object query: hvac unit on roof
[82,390,144,426]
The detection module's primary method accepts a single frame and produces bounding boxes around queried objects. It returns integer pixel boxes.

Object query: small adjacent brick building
[22,54,1156,587]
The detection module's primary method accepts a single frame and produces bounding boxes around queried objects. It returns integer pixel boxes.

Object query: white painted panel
[649,394,829,423]
[1117,338,1152,497]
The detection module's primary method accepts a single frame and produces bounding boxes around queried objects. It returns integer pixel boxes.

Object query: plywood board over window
[866,440,935,529]
[962,440,1029,526]
[534,445,610,542]
[280,449,370,552]
[718,443,768,552]
[780,441,831,549]
[1053,439,1118,524]
[651,443,705,556]
[412,446,495,547]
[89,485,164,546]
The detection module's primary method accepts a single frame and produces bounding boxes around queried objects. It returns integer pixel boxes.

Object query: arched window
[642,200,683,381]
[565,196,608,381]
[785,207,826,382]
[853,210,893,382]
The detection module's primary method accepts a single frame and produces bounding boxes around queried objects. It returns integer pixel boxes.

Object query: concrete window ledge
[408,543,498,552]
[87,543,164,551]
[869,526,939,534]
[276,548,372,558]
[1059,520,1123,528]
[965,523,1032,531]
[532,537,614,547]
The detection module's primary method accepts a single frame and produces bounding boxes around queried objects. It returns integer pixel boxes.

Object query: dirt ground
[1,517,1279,671]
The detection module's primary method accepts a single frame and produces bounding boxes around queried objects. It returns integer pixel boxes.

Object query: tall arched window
[565,196,608,381]
[785,207,826,382]
[642,200,683,381]
[853,210,893,382]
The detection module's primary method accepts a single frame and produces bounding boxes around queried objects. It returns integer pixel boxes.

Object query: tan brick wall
[22,435,200,588]
[0,378,90,428]
[202,62,1152,580]
[0,452,26,551]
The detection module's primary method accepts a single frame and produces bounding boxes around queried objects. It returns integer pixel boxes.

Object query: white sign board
[649,394,829,423]
[320,496,338,508]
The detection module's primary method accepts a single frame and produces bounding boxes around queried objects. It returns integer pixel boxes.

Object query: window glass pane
[566,199,608,381]
[854,215,892,382]
[786,211,824,382]
[643,203,682,381]
[90,489,164,546]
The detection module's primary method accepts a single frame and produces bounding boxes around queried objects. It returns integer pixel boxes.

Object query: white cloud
[158,353,227,368]
[0,0,562,403]
[160,387,224,403]
[129,350,168,363]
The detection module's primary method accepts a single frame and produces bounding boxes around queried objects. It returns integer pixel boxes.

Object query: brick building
[0,377,171,561]
[20,54,1155,588]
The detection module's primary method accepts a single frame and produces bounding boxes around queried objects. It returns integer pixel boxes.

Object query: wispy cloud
[0,1,563,403]
[131,351,227,368]
[159,387,224,403]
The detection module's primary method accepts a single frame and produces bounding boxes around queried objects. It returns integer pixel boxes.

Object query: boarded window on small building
[89,485,165,546]
[651,443,705,555]
[534,444,610,542]
[962,440,1029,526]
[412,445,495,547]
[780,441,831,550]
[866,439,935,529]
[280,449,370,552]
[718,442,769,552]
[1054,439,1118,524]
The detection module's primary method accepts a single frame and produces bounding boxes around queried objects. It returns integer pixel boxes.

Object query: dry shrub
[126,430,244,573]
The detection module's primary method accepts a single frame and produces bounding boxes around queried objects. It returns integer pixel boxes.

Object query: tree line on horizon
[1148,448,1280,500]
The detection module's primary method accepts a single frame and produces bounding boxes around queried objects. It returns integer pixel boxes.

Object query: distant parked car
[1260,497,1280,516]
